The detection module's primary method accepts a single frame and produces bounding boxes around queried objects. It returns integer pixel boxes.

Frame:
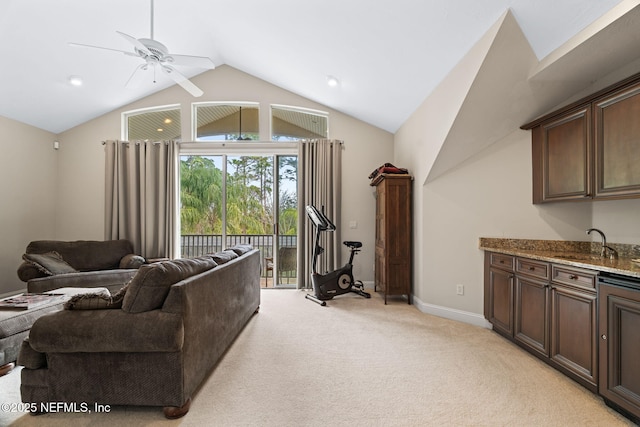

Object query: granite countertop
[479,237,640,279]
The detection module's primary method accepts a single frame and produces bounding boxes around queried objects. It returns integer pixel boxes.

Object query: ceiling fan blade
[116,31,151,56]
[68,42,138,57]
[166,54,215,69]
[161,65,203,97]
[125,64,148,88]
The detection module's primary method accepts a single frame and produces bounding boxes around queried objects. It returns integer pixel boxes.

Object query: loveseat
[18,244,261,419]
[17,240,145,294]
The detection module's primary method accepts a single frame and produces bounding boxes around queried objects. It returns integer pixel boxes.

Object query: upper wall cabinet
[593,83,640,198]
[523,74,640,204]
[531,105,591,203]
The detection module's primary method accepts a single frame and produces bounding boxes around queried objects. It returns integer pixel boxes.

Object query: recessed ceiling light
[163,118,172,124]
[327,76,339,87]
[68,75,83,86]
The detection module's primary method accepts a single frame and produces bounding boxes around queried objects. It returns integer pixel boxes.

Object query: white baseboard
[361,283,491,329]
[412,295,492,329]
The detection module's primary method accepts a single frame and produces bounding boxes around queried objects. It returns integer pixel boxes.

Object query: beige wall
[53,65,393,285]
[0,116,58,294]
[404,124,640,323]
[5,20,639,319]
[394,10,640,326]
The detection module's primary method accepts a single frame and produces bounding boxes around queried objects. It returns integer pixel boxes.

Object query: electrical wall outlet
[456,284,464,295]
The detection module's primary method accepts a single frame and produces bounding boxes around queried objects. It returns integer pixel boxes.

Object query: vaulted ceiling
[0,0,628,135]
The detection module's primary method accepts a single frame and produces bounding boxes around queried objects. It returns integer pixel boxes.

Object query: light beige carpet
[0,289,635,426]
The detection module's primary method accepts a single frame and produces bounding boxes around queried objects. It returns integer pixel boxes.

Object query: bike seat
[343,241,362,249]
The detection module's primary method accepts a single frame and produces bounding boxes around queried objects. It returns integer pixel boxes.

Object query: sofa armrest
[17,261,45,282]
[29,309,183,353]
[119,253,146,269]
[27,269,137,294]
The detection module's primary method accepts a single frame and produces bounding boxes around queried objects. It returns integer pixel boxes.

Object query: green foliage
[279,207,298,235]
[180,155,297,237]
[180,156,222,234]
[227,156,273,234]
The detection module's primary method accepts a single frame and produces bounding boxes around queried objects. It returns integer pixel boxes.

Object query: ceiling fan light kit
[69,0,214,97]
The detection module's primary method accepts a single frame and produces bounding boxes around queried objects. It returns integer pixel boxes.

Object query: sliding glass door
[274,155,298,288]
[179,153,297,288]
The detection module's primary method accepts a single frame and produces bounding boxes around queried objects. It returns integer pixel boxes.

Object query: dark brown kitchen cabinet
[599,282,640,423]
[549,282,598,392]
[484,252,515,337]
[514,257,551,357]
[593,82,640,199]
[550,264,598,391]
[484,253,598,392]
[515,275,549,357]
[531,106,592,203]
[371,174,412,304]
[523,71,640,203]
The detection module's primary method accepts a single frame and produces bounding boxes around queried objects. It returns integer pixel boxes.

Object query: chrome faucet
[586,228,618,259]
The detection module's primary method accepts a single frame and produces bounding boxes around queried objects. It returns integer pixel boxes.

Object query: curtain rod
[102,139,343,145]
[101,140,175,145]
[310,140,344,148]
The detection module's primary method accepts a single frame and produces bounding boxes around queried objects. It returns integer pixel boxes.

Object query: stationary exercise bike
[305,205,371,306]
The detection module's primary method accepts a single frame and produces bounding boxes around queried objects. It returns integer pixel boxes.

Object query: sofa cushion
[209,250,238,265]
[122,257,217,313]
[25,239,134,271]
[22,252,77,276]
[228,244,253,255]
[29,309,184,353]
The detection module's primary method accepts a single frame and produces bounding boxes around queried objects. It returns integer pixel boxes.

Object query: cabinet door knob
[529,266,535,271]
[569,274,578,280]
[601,334,607,340]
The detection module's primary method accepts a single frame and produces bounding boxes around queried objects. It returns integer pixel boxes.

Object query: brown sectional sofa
[18,244,261,418]
[17,240,145,294]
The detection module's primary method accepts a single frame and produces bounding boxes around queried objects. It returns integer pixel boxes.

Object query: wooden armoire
[370,174,412,304]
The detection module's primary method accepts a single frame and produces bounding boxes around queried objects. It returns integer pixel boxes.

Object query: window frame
[192,101,260,142]
[121,104,181,141]
[270,104,329,141]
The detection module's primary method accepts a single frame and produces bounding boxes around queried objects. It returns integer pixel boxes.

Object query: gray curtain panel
[297,139,342,289]
[104,140,178,259]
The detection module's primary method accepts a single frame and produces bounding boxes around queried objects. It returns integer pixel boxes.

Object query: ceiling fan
[69,0,214,97]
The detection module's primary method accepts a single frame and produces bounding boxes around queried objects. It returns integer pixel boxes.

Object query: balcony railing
[181,234,298,285]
